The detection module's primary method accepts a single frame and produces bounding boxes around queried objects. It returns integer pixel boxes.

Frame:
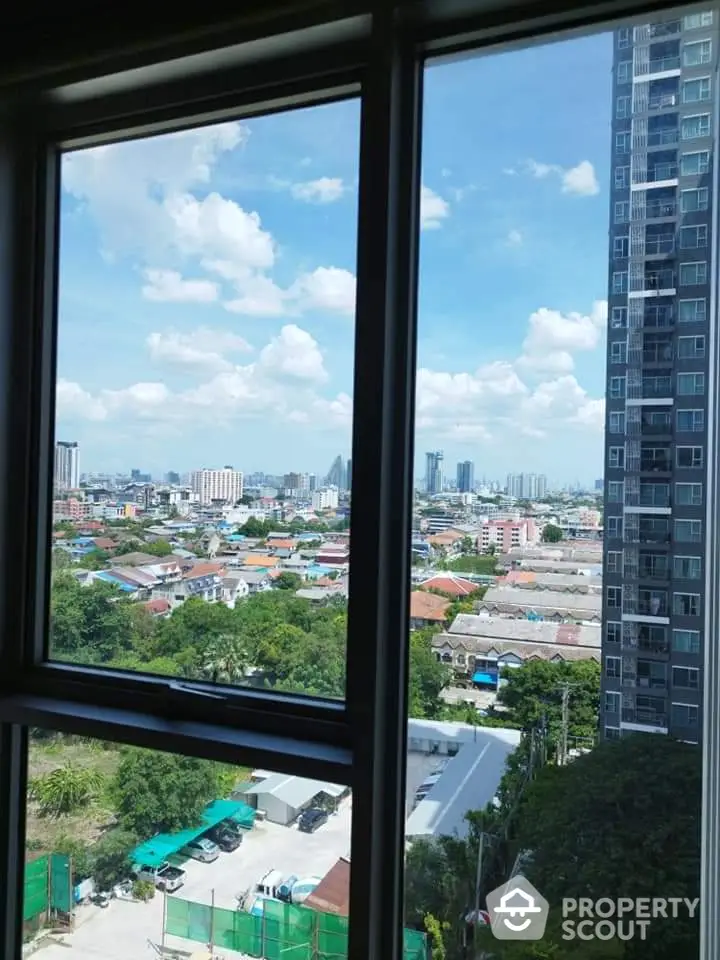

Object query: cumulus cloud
[142,269,219,303]
[420,185,450,230]
[290,267,356,316]
[521,158,600,197]
[259,325,328,383]
[291,177,345,203]
[517,300,607,374]
[147,328,251,374]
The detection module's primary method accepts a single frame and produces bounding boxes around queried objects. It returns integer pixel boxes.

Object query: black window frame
[0,2,719,959]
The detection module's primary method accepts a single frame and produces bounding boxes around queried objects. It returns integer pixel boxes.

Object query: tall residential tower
[425,451,444,494]
[54,441,80,490]
[602,11,717,742]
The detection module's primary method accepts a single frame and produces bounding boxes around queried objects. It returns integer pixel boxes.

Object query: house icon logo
[485,874,549,940]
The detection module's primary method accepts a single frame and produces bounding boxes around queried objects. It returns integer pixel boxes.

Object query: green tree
[52,549,75,571]
[459,536,475,554]
[240,517,273,538]
[50,575,136,662]
[408,629,451,719]
[541,523,563,543]
[30,763,105,817]
[113,539,144,556]
[143,539,173,557]
[201,633,249,684]
[274,571,303,591]
[92,828,138,889]
[113,748,222,838]
[78,548,111,570]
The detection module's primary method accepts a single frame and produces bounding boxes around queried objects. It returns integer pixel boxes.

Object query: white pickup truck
[131,861,185,893]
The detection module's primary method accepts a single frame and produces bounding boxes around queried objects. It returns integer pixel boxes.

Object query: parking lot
[34,797,353,960]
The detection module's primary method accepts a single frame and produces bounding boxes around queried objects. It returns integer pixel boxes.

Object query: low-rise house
[420,574,477,598]
[477,586,601,623]
[409,591,451,630]
[143,597,172,618]
[222,573,251,608]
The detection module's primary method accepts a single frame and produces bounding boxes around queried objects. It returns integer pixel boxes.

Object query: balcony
[622,708,668,727]
[649,21,681,37]
[638,564,670,581]
[644,198,677,218]
[647,127,679,147]
[637,596,669,617]
[639,459,672,474]
[642,345,673,363]
[641,378,672,398]
[640,421,671,436]
[643,268,675,290]
[638,486,671,506]
[648,92,679,110]
[646,162,678,182]
[647,55,681,73]
[638,636,670,654]
[642,305,674,329]
[644,236,675,256]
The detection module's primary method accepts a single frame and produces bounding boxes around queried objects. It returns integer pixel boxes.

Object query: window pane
[407,19,701,960]
[24,732,356,955]
[51,104,360,697]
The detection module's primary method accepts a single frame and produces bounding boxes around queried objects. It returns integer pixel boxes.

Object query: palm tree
[201,633,249,685]
[30,763,105,817]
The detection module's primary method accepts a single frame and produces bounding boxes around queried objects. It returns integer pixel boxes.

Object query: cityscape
[29,9,708,960]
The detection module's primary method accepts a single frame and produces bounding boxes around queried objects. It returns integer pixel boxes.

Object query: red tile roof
[183,562,226,579]
[144,598,172,616]
[410,591,451,621]
[421,574,477,597]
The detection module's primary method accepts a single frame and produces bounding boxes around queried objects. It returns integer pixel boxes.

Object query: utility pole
[557,683,575,766]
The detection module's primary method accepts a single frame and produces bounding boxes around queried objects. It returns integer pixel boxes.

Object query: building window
[607,550,622,573]
[681,187,710,212]
[676,409,704,432]
[675,519,702,542]
[680,225,708,249]
[617,61,632,83]
[606,515,623,539]
[605,655,621,678]
[674,556,702,580]
[616,95,631,118]
[614,165,630,188]
[676,446,704,468]
[671,703,699,727]
[677,335,706,359]
[609,446,625,469]
[614,200,630,223]
[612,271,628,294]
[609,376,626,400]
[608,411,625,434]
[607,480,624,502]
[613,235,629,258]
[673,593,701,616]
[681,114,711,140]
[605,691,621,713]
[684,11,714,28]
[611,306,628,328]
[680,151,711,178]
[606,622,622,644]
[677,372,705,395]
[676,482,703,506]
[683,39,712,65]
[679,261,707,285]
[673,629,701,654]
[678,298,706,323]
[617,27,631,47]
[683,77,712,103]
[610,340,627,363]
[615,131,631,154]
[673,667,700,690]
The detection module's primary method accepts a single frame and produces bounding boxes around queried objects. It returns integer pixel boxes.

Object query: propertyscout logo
[485,875,699,942]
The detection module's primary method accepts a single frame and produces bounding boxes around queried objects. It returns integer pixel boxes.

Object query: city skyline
[55,34,612,478]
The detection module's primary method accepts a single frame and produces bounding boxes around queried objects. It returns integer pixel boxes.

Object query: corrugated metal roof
[243,774,345,809]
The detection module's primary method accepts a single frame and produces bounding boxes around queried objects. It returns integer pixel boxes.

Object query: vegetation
[132,878,156,901]
[443,555,498,575]
[541,522,563,543]
[30,763,105,817]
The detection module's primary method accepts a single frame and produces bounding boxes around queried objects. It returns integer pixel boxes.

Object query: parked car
[207,824,243,852]
[131,862,185,892]
[182,837,220,863]
[298,808,329,833]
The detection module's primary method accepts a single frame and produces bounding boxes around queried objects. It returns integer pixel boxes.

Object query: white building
[54,441,80,490]
[190,467,244,505]
[312,488,339,511]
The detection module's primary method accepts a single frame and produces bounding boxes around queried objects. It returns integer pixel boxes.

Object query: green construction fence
[165,895,428,960]
[24,853,72,923]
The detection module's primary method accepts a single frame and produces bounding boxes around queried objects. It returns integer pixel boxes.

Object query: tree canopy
[541,523,563,543]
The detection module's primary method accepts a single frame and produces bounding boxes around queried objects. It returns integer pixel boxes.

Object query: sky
[56,29,613,486]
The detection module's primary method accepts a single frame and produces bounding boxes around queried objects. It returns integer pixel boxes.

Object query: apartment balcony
[647,127,679,148]
[639,459,672,474]
[625,596,669,617]
[637,565,670,582]
[638,486,671,506]
[642,305,674,329]
[643,236,674,256]
[622,708,668,727]
[641,378,672,398]
[645,162,678,183]
[642,345,673,364]
[639,422,671,437]
[647,92,679,110]
[641,197,677,219]
[649,21,681,37]
[646,54,681,73]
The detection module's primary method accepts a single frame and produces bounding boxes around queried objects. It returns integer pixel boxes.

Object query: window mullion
[345,8,421,960]
[0,724,27,960]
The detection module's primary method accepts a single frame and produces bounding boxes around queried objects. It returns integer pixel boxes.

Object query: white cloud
[147,328,252,374]
[521,158,600,197]
[259,324,328,383]
[291,177,345,203]
[506,229,523,247]
[290,267,356,316]
[141,269,219,303]
[420,185,450,230]
[522,300,607,357]
[56,379,108,421]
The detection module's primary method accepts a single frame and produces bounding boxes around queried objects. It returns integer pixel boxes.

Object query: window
[683,39,712,65]
[617,61,632,83]
[609,446,625,468]
[676,482,703,506]
[680,225,708,249]
[610,340,627,363]
[607,623,622,646]
[681,113,711,140]
[677,372,705,395]
[683,77,712,103]
[679,261,707,285]
[674,593,701,616]
[615,132,631,154]
[677,446,704,468]
[614,200,630,223]
[676,409,704,432]
[611,306,628,328]
[678,335,706,359]
[675,519,703,542]
[617,26,631,47]
[607,480,624,501]
[673,629,701,654]
[608,411,625,434]
[606,515,623,539]
[616,95,631,118]
[614,165,630,189]
[609,377,626,400]
[607,550,622,573]
[681,187,710,212]
[673,667,700,691]
[672,703,699,728]
[681,151,711,177]
[684,11,714,28]
[605,655,621,678]
[674,557,702,580]
[678,298,706,323]
[613,235,629,258]
[605,691,621,713]
[611,271,628,294]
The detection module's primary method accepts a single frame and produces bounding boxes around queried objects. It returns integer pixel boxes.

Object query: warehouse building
[235,773,347,825]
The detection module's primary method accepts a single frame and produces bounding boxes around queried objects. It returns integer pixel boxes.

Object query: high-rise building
[537,474,548,499]
[456,460,475,493]
[165,471,181,485]
[190,466,243,505]
[602,13,715,742]
[326,455,346,489]
[346,458,352,491]
[506,472,546,499]
[54,441,80,490]
[425,451,444,494]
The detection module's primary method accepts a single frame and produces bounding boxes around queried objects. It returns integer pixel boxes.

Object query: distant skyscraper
[346,458,352,491]
[506,473,522,498]
[594,477,603,491]
[54,441,80,490]
[309,474,317,492]
[165,471,180,485]
[456,460,475,493]
[537,475,548,499]
[190,467,243,505]
[326,455,345,489]
[425,451,444,494]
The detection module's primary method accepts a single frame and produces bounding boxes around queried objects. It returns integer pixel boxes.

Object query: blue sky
[56,30,612,486]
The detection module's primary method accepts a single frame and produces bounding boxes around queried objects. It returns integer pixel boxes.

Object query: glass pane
[405,13,701,960]
[51,101,360,699]
[24,730,364,959]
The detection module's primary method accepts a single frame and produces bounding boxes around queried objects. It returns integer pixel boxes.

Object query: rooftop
[480,586,602,615]
[420,574,477,597]
[448,614,601,647]
[410,591,451,621]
